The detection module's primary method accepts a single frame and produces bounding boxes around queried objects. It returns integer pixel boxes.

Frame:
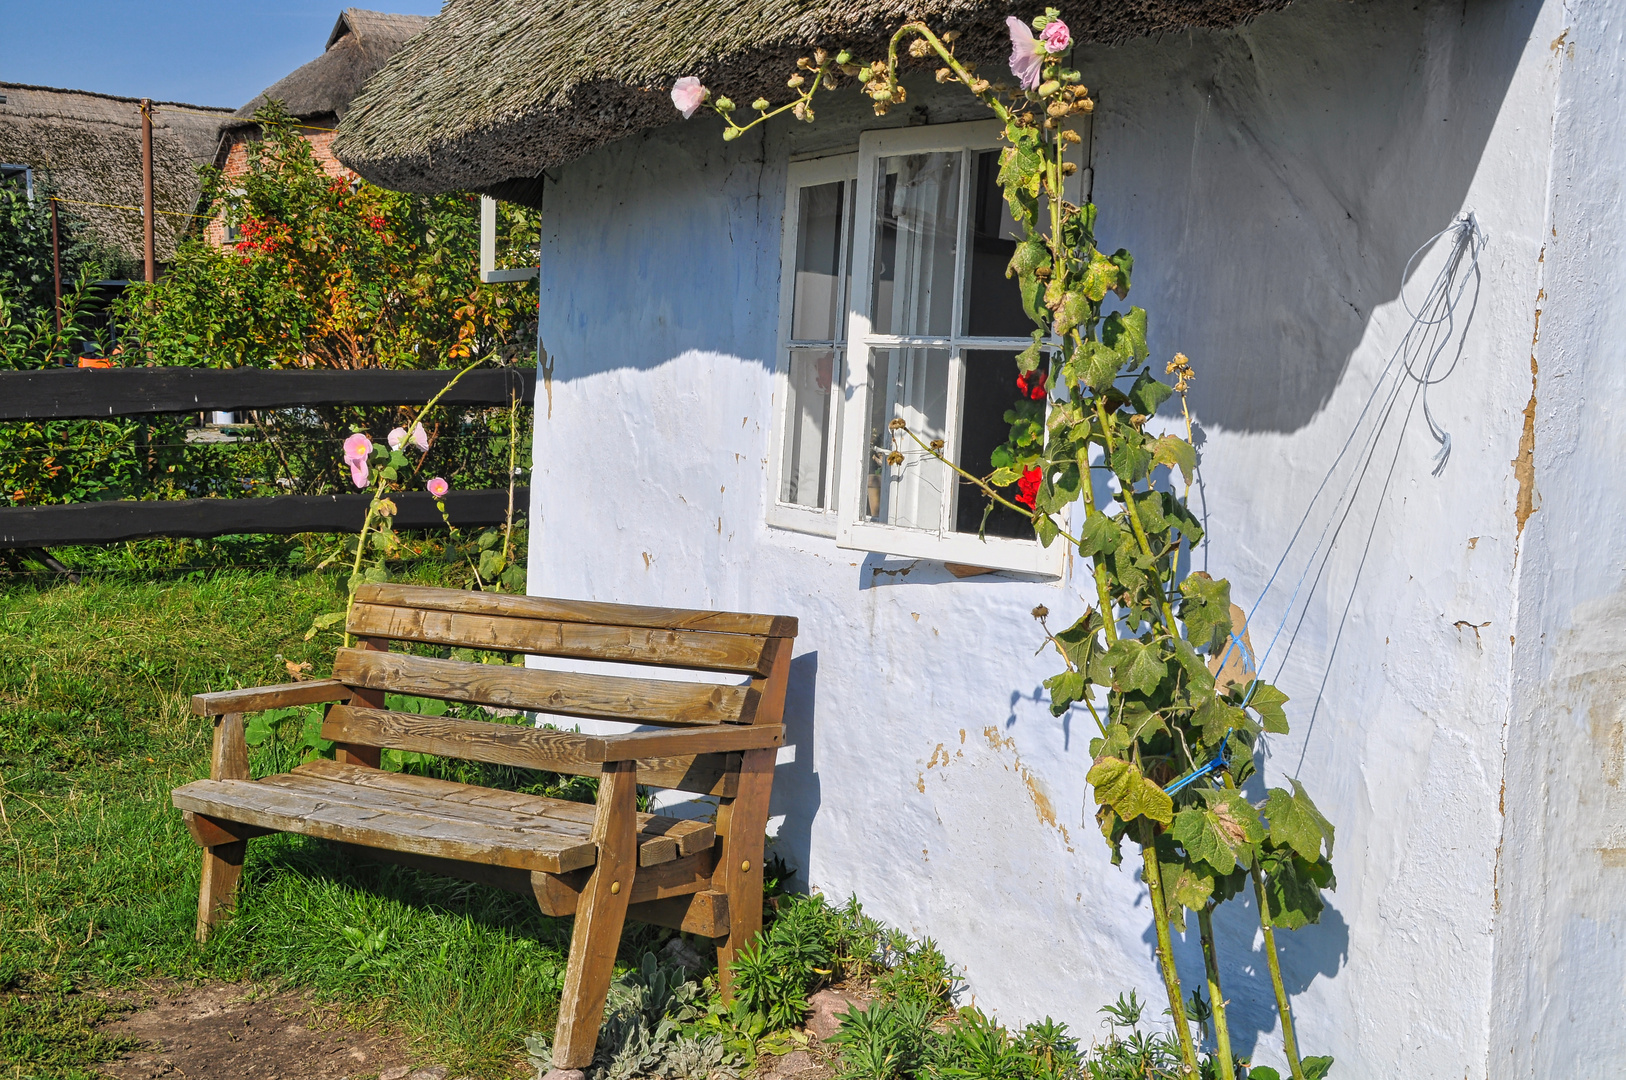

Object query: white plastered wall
[525,0,1622,1072]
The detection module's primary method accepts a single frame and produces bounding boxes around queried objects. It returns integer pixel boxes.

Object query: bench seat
[174,759,714,874]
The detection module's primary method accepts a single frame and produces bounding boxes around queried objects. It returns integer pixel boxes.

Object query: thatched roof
[231,8,435,128]
[0,83,232,263]
[332,0,1291,200]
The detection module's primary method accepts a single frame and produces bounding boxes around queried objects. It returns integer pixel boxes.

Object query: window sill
[835,518,1067,579]
[765,502,838,539]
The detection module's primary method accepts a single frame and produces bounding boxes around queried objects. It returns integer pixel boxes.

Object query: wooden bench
[172,583,796,1073]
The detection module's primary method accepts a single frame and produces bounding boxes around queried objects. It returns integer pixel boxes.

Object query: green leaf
[363,565,390,584]
[1192,690,1253,745]
[1172,790,1265,874]
[1106,248,1134,297]
[1069,340,1122,391]
[1264,780,1335,860]
[1118,699,1167,742]
[1079,249,1121,302]
[1302,1056,1335,1080]
[1161,855,1216,914]
[1095,638,1168,696]
[243,713,276,747]
[1151,434,1197,486]
[1248,1069,1282,1080]
[1052,289,1091,336]
[1102,306,1149,362]
[1052,609,1103,671]
[1043,669,1086,717]
[1015,331,1044,374]
[1244,679,1291,734]
[1179,572,1232,654]
[1034,513,1058,548]
[478,548,506,579]
[1127,371,1173,415]
[1109,432,1153,484]
[1086,757,1173,825]
[1006,238,1051,279]
[1262,851,1332,930]
[1079,512,1119,557]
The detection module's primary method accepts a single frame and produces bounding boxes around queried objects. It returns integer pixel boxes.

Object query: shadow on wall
[768,650,821,890]
[1142,885,1352,1061]
[1068,0,1537,434]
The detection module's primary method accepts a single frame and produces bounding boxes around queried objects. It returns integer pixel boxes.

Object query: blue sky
[0,0,445,108]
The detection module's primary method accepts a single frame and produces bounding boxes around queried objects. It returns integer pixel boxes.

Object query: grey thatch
[231,8,435,128]
[0,83,232,263]
[332,0,1290,200]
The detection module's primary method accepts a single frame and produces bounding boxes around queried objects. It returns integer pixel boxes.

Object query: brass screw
[741,860,751,872]
[610,881,621,894]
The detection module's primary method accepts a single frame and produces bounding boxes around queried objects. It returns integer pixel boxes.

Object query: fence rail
[0,366,534,547]
[0,367,535,421]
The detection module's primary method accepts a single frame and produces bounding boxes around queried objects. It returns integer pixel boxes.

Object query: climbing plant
[681,12,1336,1080]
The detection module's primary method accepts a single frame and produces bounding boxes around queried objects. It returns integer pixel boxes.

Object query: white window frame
[835,119,1077,577]
[766,153,858,536]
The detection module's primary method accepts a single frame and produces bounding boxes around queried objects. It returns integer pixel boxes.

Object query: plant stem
[1251,863,1307,1080]
[1137,820,1201,1080]
[1198,904,1236,1080]
[1091,398,1180,633]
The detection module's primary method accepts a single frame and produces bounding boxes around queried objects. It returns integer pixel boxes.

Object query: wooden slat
[331,648,752,727]
[333,841,535,895]
[627,891,730,938]
[193,680,352,716]
[0,489,526,549]
[172,778,596,874]
[588,724,784,762]
[346,603,773,675]
[354,583,798,639]
[317,705,738,798]
[182,810,273,848]
[0,366,535,421]
[532,849,715,916]
[293,759,714,862]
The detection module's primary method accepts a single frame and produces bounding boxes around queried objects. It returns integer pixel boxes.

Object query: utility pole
[50,196,61,334]
[140,98,155,283]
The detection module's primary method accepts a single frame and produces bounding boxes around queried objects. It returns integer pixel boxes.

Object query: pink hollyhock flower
[1040,19,1071,53]
[409,423,429,452]
[387,426,407,451]
[427,477,449,499]
[671,76,707,119]
[343,432,372,489]
[1007,16,1045,90]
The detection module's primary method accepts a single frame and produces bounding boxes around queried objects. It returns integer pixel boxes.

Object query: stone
[379,1068,411,1080]
[804,989,861,1043]
[538,1071,586,1080]
[407,1069,448,1080]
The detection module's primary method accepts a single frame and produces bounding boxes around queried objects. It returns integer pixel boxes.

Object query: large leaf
[1079,511,1120,557]
[1079,249,1122,302]
[1086,757,1174,825]
[1094,638,1168,696]
[1052,609,1103,671]
[1264,780,1335,860]
[1102,306,1149,363]
[1151,434,1197,486]
[1179,572,1232,654]
[1127,371,1173,415]
[1053,289,1092,336]
[1172,790,1265,874]
[1109,431,1153,484]
[1043,669,1086,717]
[1192,689,1253,745]
[1069,339,1122,391]
[1243,678,1291,734]
[1262,850,1334,930]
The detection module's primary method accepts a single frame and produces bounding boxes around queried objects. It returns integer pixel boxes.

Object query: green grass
[0,563,622,1079]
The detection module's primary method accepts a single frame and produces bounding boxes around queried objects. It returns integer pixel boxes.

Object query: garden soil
[94,980,468,1080]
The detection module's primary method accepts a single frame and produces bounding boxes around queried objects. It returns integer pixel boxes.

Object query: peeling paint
[983,726,1073,849]
[1514,290,1542,533]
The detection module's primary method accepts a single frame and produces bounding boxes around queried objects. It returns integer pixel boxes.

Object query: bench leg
[549,760,638,1071]
[713,747,775,1000]
[196,840,246,942]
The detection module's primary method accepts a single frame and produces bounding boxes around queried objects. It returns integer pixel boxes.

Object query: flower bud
[787,73,806,88]
[1038,79,1060,97]
[752,98,770,111]
[886,450,905,466]
[715,96,735,112]
[935,67,953,82]
[1031,604,1049,619]
[835,50,852,64]
[722,127,741,141]
[841,62,861,76]
[1061,161,1077,175]
[813,48,828,65]
[943,30,961,43]
[792,101,807,120]
[888,418,907,430]
[873,87,893,102]
[1047,100,1069,118]
[930,439,945,451]
[1062,128,1083,144]
[909,38,931,58]
[797,56,812,69]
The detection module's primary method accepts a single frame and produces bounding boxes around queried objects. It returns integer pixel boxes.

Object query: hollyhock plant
[1006,16,1045,89]
[388,423,431,453]
[671,76,707,119]
[342,433,372,489]
[427,476,449,499]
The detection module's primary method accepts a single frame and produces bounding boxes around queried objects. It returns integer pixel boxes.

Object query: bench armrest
[582,724,785,763]
[191,679,353,717]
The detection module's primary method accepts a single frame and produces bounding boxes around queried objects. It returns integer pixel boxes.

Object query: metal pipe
[140,98,155,283]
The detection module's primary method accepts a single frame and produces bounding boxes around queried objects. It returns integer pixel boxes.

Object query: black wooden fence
[0,367,533,548]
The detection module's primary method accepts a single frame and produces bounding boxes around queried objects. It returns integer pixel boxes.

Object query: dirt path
[96,980,452,1080]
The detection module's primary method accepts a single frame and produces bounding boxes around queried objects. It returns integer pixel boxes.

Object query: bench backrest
[324,583,797,795]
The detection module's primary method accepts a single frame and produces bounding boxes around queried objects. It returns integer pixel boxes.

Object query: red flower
[1016,368,1047,401]
[365,214,387,233]
[1016,467,1042,509]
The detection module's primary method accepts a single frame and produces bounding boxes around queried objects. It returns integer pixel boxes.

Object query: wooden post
[140,99,155,284]
[49,197,61,336]
[551,759,639,1070]
[196,711,248,941]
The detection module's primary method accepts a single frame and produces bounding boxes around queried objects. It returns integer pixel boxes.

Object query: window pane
[780,347,838,507]
[791,181,847,342]
[963,151,1033,338]
[871,153,961,338]
[954,350,1039,539]
[864,348,951,531]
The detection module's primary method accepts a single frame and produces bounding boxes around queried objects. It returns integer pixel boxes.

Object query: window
[0,164,32,202]
[832,120,1080,576]
[766,154,857,535]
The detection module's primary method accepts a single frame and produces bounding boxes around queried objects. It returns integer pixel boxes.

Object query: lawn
[0,559,605,1079]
